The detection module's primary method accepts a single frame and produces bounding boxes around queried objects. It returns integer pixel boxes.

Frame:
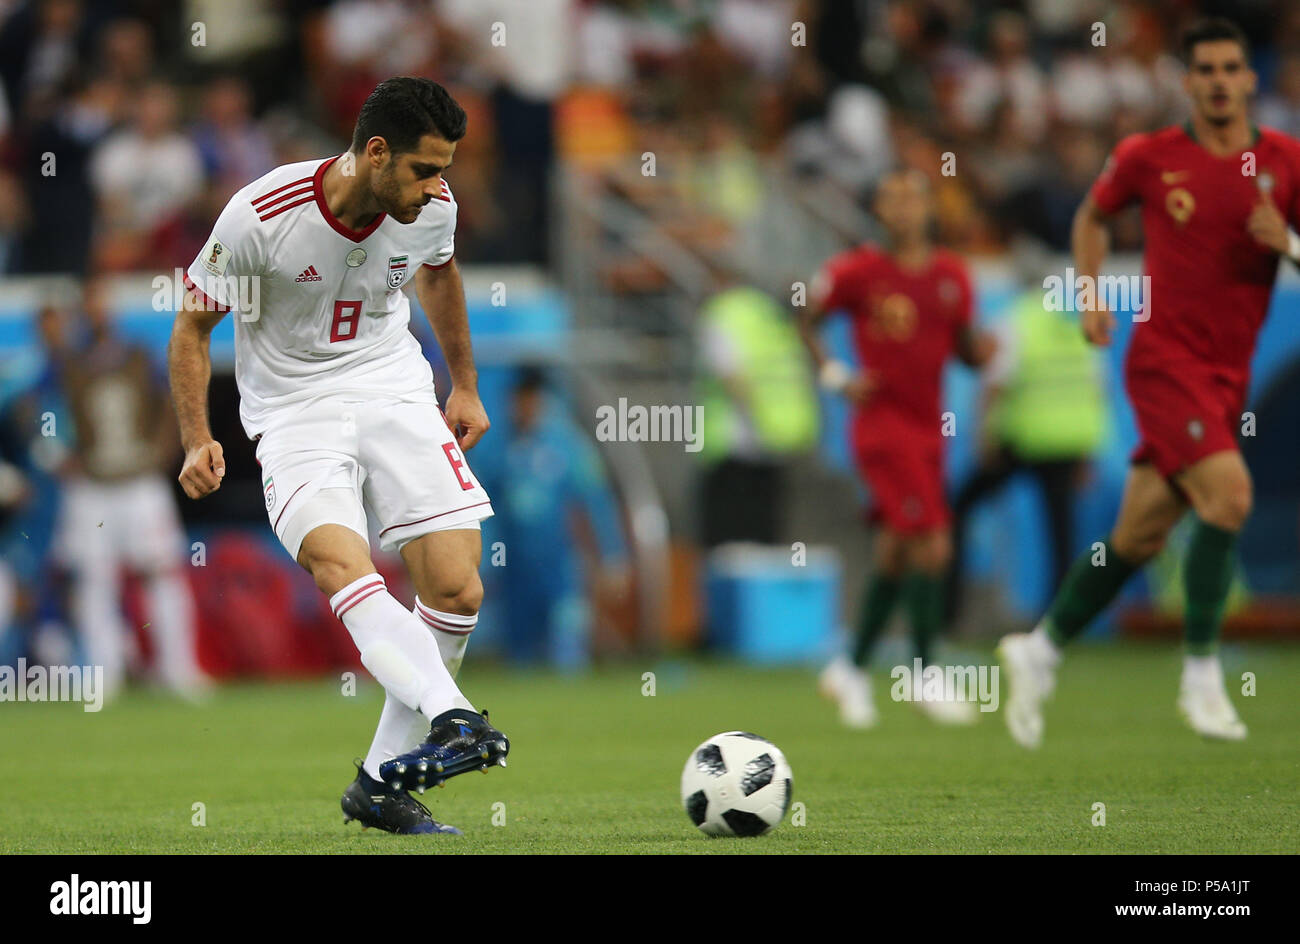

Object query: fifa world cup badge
[202,239,229,276]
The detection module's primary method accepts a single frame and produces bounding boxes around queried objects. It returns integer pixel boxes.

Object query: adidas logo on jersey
[295,265,323,283]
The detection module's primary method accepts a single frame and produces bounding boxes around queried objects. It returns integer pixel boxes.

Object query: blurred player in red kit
[998,19,1300,746]
[800,169,995,728]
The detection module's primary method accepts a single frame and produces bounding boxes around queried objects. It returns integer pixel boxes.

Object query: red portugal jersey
[1090,124,1300,385]
[812,245,974,446]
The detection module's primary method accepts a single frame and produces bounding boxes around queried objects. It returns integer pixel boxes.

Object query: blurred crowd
[1,1,1298,277]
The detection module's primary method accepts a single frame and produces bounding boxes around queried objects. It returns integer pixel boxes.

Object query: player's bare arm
[167,287,227,499]
[1071,194,1116,346]
[414,259,489,449]
[796,298,873,403]
[151,387,184,473]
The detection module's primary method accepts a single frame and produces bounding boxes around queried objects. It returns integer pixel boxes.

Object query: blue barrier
[704,545,840,663]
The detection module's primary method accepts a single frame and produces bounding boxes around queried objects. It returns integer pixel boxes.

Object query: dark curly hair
[350,77,467,155]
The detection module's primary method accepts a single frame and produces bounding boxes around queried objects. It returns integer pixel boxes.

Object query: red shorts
[1125,360,1245,480]
[853,437,949,535]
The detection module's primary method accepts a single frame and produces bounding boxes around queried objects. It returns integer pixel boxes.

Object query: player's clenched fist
[1081,304,1116,347]
[179,440,226,499]
[443,388,490,450]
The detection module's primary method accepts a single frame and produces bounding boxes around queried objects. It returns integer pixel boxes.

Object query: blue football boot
[378,708,509,793]
[341,764,462,835]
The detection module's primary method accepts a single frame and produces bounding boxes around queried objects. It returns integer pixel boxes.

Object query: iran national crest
[387,255,408,288]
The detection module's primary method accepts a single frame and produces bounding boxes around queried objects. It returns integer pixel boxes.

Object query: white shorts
[53,474,189,572]
[254,392,493,559]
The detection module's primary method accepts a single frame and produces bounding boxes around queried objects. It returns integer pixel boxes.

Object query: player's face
[375,134,457,224]
[875,173,933,243]
[1184,40,1256,126]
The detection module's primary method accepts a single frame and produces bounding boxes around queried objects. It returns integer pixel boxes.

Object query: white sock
[73,564,127,699]
[329,573,473,719]
[1182,653,1221,687]
[360,598,480,779]
[1028,624,1062,667]
[363,692,432,780]
[413,596,477,679]
[144,569,203,689]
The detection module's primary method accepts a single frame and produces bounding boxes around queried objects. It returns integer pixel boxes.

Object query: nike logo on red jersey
[295,265,323,282]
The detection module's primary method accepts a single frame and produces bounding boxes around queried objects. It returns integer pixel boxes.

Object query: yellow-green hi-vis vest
[992,292,1108,460]
[698,286,819,464]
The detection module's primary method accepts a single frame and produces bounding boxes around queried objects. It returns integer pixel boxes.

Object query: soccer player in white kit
[167,78,508,835]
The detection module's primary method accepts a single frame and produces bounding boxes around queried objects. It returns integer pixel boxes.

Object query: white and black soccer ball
[680,731,793,837]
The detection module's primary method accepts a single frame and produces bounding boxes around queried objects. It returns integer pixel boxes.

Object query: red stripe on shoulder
[251,175,314,207]
[252,184,314,214]
[259,195,315,221]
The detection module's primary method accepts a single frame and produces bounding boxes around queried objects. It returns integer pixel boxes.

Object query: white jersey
[186,156,456,439]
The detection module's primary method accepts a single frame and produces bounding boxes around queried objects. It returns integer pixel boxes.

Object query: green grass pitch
[2,643,1296,853]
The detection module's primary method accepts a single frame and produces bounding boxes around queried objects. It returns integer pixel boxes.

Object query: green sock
[903,571,944,666]
[851,573,901,667]
[1183,520,1238,656]
[1043,538,1139,647]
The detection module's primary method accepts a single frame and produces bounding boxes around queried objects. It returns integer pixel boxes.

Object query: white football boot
[996,630,1059,749]
[163,671,216,706]
[818,655,878,729]
[914,682,978,725]
[1178,656,1247,741]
